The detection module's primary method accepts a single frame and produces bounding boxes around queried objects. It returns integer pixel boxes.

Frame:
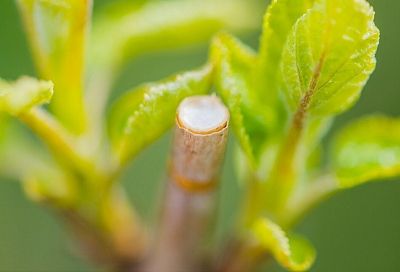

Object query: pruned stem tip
[144,95,229,272]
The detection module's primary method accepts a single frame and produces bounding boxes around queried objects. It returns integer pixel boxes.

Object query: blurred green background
[0,0,399,271]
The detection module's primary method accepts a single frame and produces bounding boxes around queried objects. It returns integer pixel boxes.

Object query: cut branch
[144,95,229,272]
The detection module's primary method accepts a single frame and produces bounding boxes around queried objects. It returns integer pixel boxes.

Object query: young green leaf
[109,66,213,165]
[0,76,53,115]
[256,0,316,114]
[252,218,316,271]
[211,33,268,166]
[16,0,91,132]
[0,79,94,179]
[281,0,379,116]
[90,0,260,71]
[332,115,400,188]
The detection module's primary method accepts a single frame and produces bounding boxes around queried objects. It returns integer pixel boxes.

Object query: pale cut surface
[177,95,229,134]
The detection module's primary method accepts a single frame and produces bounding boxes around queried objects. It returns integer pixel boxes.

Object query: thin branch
[19,108,102,179]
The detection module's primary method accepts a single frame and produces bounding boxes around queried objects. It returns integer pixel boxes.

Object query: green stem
[262,109,305,214]
[263,50,327,214]
[20,108,104,180]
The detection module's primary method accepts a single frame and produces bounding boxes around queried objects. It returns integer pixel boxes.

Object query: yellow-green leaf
[256,0,315,113]
[281,0,379,116]
[211,33,268,165]
[332,115,400,188]
[0,76,53,115]
[90,0,259,71]
[252,218,316,271]
[16,0,91,132]
[108,66,212,165]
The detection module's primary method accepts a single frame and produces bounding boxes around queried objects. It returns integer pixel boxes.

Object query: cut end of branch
[177,95,229,135]
[146,95,230,272]
[171,95,229,191]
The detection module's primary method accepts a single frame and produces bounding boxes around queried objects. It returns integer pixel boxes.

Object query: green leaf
[252,217,316,271]
[211,33,268,165]
[16,0,91,132]
[109,66,213,165]
[281,0,379,116]
[256,0,316,113]
[90,0,259,71]
[0,76,53,115]
[0,78,91,178]
[332,115,400,188]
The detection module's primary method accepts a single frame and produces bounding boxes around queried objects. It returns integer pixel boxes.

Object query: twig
[144,95,229,272]
[21,109,147,270]
[57,187,146,272]
[20,108,90,169]
[20,108,115,182]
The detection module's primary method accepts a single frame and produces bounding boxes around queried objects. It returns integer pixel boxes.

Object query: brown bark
[144,95,229,272]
